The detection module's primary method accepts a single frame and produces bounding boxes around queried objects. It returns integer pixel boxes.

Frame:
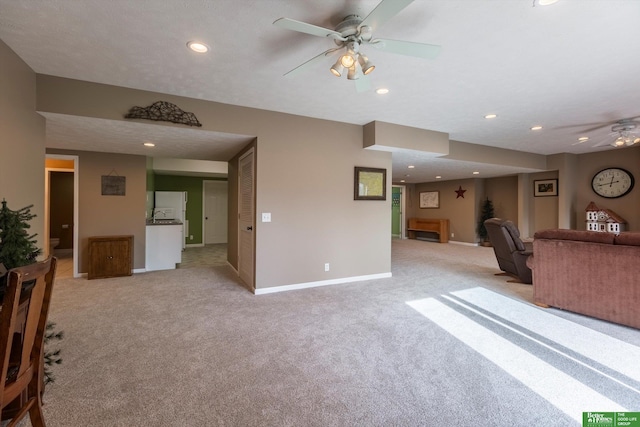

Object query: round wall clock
[591,167,635,198]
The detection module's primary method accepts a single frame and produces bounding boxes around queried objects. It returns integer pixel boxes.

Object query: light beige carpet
[33,239,639,427]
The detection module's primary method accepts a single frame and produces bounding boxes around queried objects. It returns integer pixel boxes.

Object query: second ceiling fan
[273,0,441,91]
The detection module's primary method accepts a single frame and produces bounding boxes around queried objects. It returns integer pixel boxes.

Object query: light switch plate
[262,212,271,222]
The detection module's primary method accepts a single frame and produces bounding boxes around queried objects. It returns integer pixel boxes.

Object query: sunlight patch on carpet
[406,294,628,423]
[450,287,640,383]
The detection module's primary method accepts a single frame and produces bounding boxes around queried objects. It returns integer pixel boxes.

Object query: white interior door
[238,149,255,289]
[204,181,228,244]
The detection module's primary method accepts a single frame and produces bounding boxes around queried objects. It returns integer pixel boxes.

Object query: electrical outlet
[262,212,271,222]
[324,263,330,272]
[190,235,194,240]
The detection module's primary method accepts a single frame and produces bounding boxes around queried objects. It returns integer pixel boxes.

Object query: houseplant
[0,199,42,289]
[0,199,62,384]
[477,197,495,246]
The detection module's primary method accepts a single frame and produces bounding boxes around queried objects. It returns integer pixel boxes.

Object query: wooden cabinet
[88,235,133,279]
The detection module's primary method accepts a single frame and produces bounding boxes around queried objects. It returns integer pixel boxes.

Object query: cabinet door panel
[88,236,132,279]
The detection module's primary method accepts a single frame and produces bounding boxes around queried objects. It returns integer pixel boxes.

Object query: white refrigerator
[154,191,188,249]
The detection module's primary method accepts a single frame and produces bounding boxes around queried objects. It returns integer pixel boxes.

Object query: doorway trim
[392,184,407,238]
[202,179,229,245]
[45,154,79,277]
[237,148,255,291]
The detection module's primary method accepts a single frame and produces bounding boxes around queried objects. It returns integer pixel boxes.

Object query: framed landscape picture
[534,179,558,197]
[420,191,439,208]
[354,167,386,200]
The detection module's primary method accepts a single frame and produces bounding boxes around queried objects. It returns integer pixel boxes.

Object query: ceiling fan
[273,0,441,91]
[572,117,640,148]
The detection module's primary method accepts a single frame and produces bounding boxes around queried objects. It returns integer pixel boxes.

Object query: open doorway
[176,179,229,269]
[45,154,79,278]
[392,185,406,239]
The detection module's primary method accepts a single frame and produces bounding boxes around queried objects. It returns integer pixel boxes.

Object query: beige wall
[37,76,392,289]
[407,178,479,242]
[404,143,640,243]
[47,149,147,273]
[407,176,519,243]
[532,148,640,234]
[528,171,560,232]
[576,146,640,231]
[5,61,639,284]
[0,40,46,250]
[485,176,519,226]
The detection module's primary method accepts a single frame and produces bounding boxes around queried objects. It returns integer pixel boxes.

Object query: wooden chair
[0,257,57,427]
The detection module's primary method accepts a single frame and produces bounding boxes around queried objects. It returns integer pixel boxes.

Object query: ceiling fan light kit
[607,120,640,147]
[358,54,375,75]
[273,0,441,90]
[330,60,344,77]
[612,133,640,148]
[577,117,640,148]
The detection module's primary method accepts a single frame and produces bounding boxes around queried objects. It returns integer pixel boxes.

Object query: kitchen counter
[146,219,183,226]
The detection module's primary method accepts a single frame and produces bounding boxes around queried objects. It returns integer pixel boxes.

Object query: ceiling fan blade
[557,115,640,132]
[355,75,371,93]
[555,122,611,131]
[592,137,615,148]
[273,17,345,40]
[283,48,341,78]
[359,0,414,32]
[580,123,618,133]
[369,38,441,59]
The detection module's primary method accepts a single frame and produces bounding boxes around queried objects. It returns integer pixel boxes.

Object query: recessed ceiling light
[435,176,442,179]
[484,114,497,119]
[537,0,559,5]
[400,179,405,183]
[530,125,543,131]
[473,171,480,175]
[376,88,389,95]
[143,142,155,147]
[408,165,415,169]
[578,136,589,142]
[187,41,209,53]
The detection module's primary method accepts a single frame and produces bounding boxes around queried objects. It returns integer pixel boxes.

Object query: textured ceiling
[42,113,254,161]
[2,0,639,182]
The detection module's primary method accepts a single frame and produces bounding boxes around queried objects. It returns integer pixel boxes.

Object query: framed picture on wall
[354,167,387,200]
[534,179,558,197]
[419,191,439,208]
[101,175,126,196]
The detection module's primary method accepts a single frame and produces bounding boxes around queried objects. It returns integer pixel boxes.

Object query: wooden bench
[407,218,450,243]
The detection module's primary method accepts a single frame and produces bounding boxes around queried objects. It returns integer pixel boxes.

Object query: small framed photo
[354,167,386,200]
[420,191,439,208]
[534,179,558,197]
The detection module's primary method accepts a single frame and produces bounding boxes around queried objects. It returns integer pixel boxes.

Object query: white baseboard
[254,272,392,295]
[449,240,479,247]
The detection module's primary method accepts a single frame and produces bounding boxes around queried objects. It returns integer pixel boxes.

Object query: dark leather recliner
[483,218,533,284]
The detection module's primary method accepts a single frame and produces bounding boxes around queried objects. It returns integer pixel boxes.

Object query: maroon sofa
[529,229,640,329]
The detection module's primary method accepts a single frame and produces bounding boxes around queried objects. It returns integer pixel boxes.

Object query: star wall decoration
[455,186,466,198]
